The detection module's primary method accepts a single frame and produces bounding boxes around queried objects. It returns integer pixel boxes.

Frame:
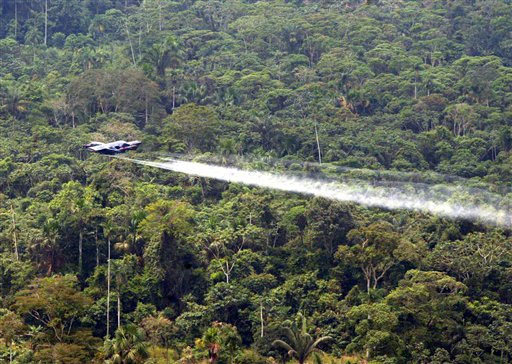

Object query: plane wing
[84,140,141,154]
[90,144,111,151]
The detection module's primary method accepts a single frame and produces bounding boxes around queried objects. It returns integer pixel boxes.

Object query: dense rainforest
[1,0,512,363]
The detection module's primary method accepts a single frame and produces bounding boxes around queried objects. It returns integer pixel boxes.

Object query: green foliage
[0,253,33,301]
[272,313,331,364]
[164,103,221,152]
[0,309,25,362]
[1,0,512,362]
[13,275,93,342]
[197,321,242,364]
[104,324,149,364]
[336,222,409,293]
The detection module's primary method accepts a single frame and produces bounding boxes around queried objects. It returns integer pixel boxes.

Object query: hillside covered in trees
[1,0,512,363]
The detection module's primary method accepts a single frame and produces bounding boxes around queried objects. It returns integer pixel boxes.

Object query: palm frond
[272,339,295,353]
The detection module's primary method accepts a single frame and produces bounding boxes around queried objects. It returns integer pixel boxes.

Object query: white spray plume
[116,156,512,227]
[158,153,512,193]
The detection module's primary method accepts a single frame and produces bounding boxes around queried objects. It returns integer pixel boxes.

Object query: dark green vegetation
[1,0,512,363]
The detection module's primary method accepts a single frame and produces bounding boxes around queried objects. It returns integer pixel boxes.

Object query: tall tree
[335,222,406,294]
[49,183,99,277]
[142,34,182,78]
[102,219,114,339]
[13,275,92,343]
[112,255,136,330]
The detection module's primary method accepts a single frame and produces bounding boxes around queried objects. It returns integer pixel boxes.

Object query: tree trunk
[145,93,149,127]
[260,299,264,338]
[95,229,99,268]
[125,26,137,66]
[117,291,121,329]
[10,204,19,261]
[158,1,163,31]
[138,29,142,60]
[208,344,219,364]
[44,0,48,46]
[106,238,111,338]
[314,123,322,164]
[78,230,83,276]
[172,86,176,110]
[362,266,371,294]
[14,0,17,39]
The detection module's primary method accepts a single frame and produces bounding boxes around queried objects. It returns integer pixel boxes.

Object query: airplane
[83,140,141,155]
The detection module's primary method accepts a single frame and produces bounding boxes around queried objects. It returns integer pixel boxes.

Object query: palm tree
[142,34,183,77]
[0,83,30,119]
[272,313,331,364]
[104,324,149,364]
[114,210,146,254]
